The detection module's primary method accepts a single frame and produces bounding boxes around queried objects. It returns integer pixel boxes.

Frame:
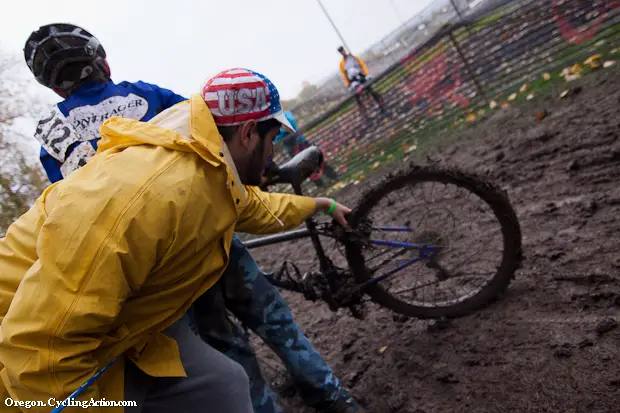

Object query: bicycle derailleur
[275,261,368,320]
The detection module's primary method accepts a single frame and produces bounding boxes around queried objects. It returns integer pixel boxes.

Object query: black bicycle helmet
[24,23,109,90]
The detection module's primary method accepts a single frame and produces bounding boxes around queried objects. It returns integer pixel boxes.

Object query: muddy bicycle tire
[344,162,523,319]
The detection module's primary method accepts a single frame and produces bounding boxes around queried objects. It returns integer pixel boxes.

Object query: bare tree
[0,52,48,236]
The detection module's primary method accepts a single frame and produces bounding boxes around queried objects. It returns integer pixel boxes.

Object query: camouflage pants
[189,235,351,413]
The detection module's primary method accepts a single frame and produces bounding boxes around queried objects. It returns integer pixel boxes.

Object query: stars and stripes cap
[201,68,295,133]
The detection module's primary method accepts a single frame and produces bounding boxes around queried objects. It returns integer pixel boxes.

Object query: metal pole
[448,30,489,104]
[388,0,409,46]
[449,0,465,21]
[316,0,351,53]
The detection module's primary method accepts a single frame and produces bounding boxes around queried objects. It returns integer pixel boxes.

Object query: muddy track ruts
[246,64,620,413]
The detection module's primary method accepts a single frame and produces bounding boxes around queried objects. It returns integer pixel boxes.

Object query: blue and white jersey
[33,80,187,183]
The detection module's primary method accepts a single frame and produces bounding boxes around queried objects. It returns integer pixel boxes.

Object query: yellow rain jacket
[339,55,369,86]
[0,94,317,412]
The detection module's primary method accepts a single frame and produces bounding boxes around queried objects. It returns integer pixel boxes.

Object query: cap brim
[273,111,296,134]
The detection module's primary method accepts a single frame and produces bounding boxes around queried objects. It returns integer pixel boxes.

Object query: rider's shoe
[313,394,360,413]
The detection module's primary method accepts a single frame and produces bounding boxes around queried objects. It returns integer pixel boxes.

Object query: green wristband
[322,199,337,216]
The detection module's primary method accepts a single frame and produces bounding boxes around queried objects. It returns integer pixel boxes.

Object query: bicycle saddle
[269,146,324,187]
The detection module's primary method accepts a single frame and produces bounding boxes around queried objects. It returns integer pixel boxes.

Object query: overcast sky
[1,0,434,101]
[1,0,435,160]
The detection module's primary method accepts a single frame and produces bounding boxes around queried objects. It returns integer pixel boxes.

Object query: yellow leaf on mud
[478,109,485,116]
[490,100,498,109]
[570,64,583,74]
[543,73,551,81]
[585,54,602,69]
[372,162,380,169]
[378,346,388,354]
[359,174,365,180]
[406,144,417,154]
[560,90,569,98]
[508,93,517,101]
[466,113,476,122]
[520,84,528,93]
[565,74,580,82]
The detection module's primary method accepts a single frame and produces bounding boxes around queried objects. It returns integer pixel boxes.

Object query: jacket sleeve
[135,81,188,110]
[339,60,350,86]
[158,87,188,109]
[146,81,188,109]
[0,176,183,409]
[0,199,46,326]
[356,56,369,76]
[235,187,316,234]
[39,147,63,184]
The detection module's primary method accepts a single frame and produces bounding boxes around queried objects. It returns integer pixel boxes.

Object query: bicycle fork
[292,182,340,296]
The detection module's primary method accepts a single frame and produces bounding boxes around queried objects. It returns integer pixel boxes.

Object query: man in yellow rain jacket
[0,67,351,413]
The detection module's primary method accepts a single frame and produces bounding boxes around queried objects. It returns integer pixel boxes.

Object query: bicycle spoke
[365,246,398,264]
[352,173,513,311]
[368,248,410,273]
[441,236,498,273]
[392,277,447,295]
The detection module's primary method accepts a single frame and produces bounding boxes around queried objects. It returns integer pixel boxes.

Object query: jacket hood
[99,94,221,157]
[97,93,260,207]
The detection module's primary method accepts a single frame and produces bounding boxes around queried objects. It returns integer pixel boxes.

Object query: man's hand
[315,197,352,229]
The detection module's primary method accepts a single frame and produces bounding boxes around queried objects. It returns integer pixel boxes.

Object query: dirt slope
[247,65,620,413]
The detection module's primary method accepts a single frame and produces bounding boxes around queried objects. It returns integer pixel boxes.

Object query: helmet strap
[52,88,70,99]
[102,59,111,78]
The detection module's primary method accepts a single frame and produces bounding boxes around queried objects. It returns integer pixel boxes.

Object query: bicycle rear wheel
[345,163,523,319]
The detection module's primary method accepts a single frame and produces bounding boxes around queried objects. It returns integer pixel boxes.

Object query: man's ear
[239,119,258,149]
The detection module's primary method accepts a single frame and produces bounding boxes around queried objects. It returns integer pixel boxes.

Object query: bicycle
[248,145,523,319]
[244,146,523,400]
[49,145,523,412]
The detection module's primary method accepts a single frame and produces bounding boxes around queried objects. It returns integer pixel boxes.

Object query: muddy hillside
[246,64,620,413]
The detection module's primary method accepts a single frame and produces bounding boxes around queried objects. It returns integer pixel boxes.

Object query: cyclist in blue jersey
[24,23,358,413]
[274,110,339,187]
[25,24,186,182]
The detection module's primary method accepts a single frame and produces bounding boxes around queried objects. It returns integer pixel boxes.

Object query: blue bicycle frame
[243,177,440,294]
[243,221,439,291]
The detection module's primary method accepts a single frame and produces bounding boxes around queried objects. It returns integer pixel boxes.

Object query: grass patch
[317,44,619,196]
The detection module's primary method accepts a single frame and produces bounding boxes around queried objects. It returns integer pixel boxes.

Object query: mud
[246,64,620,413]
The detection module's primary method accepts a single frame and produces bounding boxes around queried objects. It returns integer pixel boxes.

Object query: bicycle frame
[243,181,439,293]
